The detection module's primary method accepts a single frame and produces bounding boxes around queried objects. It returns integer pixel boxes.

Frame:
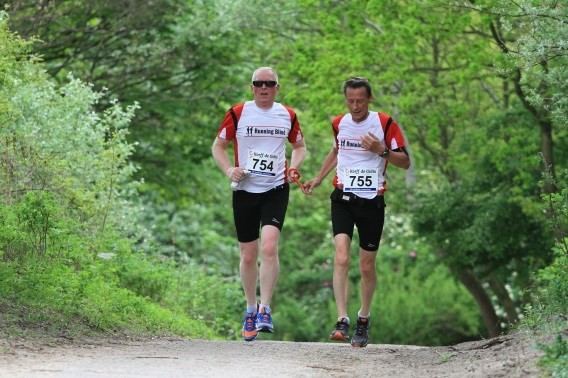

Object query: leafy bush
[270,242,482,345]
[524,170,568,377]
[0,13,224,342]
[538,335,568,378]
[0,259,216,338]
[163,262,243,339]
[372,255,481,346]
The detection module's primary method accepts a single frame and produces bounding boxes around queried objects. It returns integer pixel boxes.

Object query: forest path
[1,334,543,377]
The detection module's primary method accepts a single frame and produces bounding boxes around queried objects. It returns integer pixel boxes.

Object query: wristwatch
[379,148,390,158]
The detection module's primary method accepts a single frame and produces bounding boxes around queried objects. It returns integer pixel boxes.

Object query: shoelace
[244,314,256,331]
[336,321,349,331]
[259,311,271,323]
[354,320,369,335]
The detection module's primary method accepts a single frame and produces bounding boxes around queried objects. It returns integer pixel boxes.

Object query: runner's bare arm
[289,139,306,172]
[212,137,248,182]
[303,147,338,195]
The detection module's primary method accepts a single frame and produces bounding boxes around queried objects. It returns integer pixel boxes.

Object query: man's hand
[360,132,387,154]
[288,168,308,193]
[227,167,249,183]
[303,177,322,195]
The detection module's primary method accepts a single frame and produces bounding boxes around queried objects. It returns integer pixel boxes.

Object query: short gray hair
[252,67,279,83]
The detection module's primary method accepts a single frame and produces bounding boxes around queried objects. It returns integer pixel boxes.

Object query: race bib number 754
[246,149,278,176]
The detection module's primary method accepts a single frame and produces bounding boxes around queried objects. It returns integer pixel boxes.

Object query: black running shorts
[232,184,290,243]
[330,189,385,252]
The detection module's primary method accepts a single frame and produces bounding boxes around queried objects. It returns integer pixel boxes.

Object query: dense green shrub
[165,263,243,339]
[524,171,568,376]
[372,255,481,346]
[538,334,568,377]
[0,13,226,341]
[0,258,217,338]
[271,243,481,345]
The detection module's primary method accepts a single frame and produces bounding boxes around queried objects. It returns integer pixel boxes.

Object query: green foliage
[0,13,225,342]
[2,0,567,354]
[410,92,556,327]
[113,252,175,303]
[474,0,568,129]
[537,335,568,378]
[164,263,243,340]
[138,198,239,274]
[373,259,481,346]
[16,191,58,256]
[522,170,568,374]
[413,181,553,274]
[0,259,216,338]
[532,244,568,318]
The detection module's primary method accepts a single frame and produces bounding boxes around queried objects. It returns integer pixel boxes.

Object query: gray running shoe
[350,317,370,347]
[329,318,350,341]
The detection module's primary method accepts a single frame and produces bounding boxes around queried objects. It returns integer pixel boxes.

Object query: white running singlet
[217,101,304,193]
[332,111,405,199]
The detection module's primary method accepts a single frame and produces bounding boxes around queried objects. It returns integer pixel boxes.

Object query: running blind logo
[340,138,363,150]
[246,126,287,137]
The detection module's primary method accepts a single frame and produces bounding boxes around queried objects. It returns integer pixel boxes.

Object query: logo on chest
[245,127,287,137]
[340,138,363,150]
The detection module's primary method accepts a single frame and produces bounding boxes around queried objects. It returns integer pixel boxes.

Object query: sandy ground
[0,332,544,377]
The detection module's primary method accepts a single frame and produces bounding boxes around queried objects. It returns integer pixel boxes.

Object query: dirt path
[1,333,543,377]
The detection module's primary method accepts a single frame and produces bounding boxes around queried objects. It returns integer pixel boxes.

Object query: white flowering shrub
[0,12,140,260]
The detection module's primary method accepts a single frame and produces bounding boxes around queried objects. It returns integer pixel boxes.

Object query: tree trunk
[453,267,503,338]
[487,276,519,325]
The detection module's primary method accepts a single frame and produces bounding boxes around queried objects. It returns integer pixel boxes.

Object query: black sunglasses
[252,80,278,87]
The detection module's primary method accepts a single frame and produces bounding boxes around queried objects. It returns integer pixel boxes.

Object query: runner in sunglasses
[212,67,306,341]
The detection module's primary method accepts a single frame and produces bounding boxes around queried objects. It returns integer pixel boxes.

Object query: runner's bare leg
[359,248,377,316]
[239,240,259,308]
[259,225,280,305]
[333,234,351,319]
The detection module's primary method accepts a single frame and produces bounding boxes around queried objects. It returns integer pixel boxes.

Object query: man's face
[251,70,279,108]
[345,87,371,123]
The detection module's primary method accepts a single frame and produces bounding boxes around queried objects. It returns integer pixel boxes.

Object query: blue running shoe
[242,312,258,341]
[256,307,274,333]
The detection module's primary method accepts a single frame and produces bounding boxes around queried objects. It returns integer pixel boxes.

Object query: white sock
[246,304,257,314]
[338,316,350,324]
[358,311,370,319]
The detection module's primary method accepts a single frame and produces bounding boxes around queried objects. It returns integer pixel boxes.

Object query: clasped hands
[303,133,388,196]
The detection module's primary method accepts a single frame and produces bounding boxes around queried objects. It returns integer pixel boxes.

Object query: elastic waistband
[331,187,385,207]
[268,182,290,192]
[333,187,383,198]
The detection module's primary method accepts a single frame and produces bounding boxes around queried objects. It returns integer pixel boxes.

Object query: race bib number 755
[343,167,378,192]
